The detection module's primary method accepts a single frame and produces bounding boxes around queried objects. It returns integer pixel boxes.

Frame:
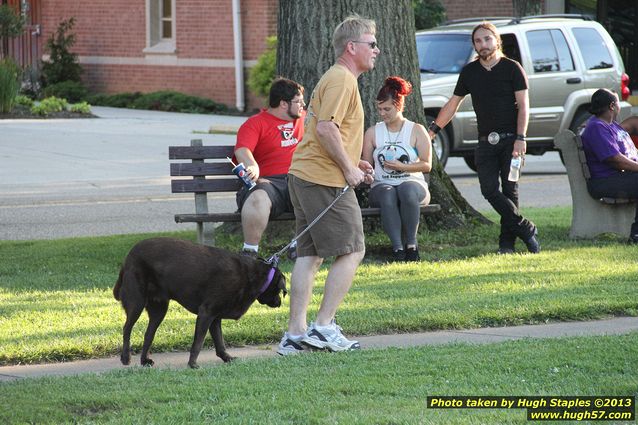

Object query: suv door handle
[566,77,582,84]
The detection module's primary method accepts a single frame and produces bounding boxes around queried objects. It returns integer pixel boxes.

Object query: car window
[501,33,521,64]
[572,27,614,70]
[526,29,574,73]
[416,33,474,73]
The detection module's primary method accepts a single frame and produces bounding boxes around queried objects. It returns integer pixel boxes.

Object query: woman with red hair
[362,76,432,261]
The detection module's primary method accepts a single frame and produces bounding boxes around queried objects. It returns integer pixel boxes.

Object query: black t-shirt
[453,57,528,136]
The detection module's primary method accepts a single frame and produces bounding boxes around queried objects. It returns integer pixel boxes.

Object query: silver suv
[416,15,632,169]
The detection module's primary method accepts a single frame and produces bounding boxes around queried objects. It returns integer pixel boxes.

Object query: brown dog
[113,237,286,368]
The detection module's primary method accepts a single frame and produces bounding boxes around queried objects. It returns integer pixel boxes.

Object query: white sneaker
[277,333,305,356]
[302,321,360,352]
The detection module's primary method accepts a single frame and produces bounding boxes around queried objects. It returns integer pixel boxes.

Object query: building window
[144,0,176,54]
[161,0,172,39]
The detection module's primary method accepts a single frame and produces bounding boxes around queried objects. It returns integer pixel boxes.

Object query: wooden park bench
[169,139,441,245]
[554,129,636,239]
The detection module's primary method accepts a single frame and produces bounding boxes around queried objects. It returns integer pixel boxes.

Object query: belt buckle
[487,132,500,145]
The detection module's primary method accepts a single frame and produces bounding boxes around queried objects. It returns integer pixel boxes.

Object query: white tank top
[372,120,427,188]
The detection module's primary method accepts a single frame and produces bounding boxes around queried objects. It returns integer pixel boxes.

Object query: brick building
[8,0,277,111]
[2,0,636,109]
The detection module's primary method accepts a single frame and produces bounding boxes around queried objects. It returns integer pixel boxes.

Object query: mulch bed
[0,105,96,119]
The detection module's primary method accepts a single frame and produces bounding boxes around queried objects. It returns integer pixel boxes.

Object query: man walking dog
[278,15,378,355]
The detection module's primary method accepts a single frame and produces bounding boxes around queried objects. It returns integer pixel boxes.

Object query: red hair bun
[383,76,412,97]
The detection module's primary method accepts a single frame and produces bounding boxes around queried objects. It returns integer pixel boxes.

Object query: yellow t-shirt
[288,64,364,187]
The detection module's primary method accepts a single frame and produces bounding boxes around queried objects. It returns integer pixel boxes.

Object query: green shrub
[20,65,42,99]
[248,36,276,99]
[14,95,34,107]
[41,17,83,86]
[30,96,69,116]
[43,80,88,103]
[0,58,20,113]
[89,90,231,114]
[130,90,228,113]
[69,101,91,114]
[413,0,446,30]
[88,92,143,108]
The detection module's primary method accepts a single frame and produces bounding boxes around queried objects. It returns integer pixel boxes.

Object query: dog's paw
[120,354,131,366]
[220,354,236,363]
[188,361,200,369]
[141,358,155,367]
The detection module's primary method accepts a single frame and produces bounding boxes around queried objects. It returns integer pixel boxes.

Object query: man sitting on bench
[581,88,638,243]
[234,77,305,256]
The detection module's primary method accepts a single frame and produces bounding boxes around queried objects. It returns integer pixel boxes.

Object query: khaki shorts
[288,174,365,258]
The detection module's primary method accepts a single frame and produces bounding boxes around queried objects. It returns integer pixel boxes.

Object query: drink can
[232,162,256,190]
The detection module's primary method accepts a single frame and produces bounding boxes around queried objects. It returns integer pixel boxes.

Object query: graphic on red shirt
[234,110,304,177]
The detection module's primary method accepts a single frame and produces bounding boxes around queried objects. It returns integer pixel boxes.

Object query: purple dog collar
[259,267,276,295]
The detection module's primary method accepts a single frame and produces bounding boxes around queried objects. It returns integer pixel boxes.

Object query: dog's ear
[276,269,287,298]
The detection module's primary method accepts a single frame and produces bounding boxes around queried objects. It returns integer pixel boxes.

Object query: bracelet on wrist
[428,121,441,134]
[516,134,526,141]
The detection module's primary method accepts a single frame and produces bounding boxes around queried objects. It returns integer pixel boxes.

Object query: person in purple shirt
[580,88,638,243]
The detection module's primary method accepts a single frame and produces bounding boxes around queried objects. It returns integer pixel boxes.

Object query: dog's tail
[113,267,124,301]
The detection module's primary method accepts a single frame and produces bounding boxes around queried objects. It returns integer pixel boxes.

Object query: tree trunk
[277,0,487,229]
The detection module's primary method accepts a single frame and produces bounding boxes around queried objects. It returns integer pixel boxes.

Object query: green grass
[1,332,636,424]
[0,207,636,365]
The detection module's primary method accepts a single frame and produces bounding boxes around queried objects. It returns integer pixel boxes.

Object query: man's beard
[287,106,301,119]
[477,46,497,61]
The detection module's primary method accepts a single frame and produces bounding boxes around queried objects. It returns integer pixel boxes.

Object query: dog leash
[266,185,350,266]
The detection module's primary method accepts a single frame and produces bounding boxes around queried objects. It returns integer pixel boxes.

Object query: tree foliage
[0,3,25,57]
[512,0,542,17]
[41,18,83,86]
[277,0,485,229]
[247,36,277,99]
[413,0,446,30]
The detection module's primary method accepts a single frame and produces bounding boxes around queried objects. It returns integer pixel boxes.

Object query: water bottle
[508,157,522,182]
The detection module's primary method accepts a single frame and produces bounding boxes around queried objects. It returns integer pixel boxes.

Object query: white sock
[243,243,258,252]
[287,333,304,341]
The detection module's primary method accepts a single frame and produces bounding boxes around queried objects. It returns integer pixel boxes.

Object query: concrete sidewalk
[1,317,636,382]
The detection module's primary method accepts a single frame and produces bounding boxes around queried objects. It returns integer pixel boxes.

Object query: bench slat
[169,145,235,160]
[175,204,442,223]
[172,178,242,193]
[170,162,233,177]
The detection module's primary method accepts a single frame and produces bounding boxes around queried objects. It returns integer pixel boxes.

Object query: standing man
[278,15,378,355]
[428,21,540,254]
[234,77,305,257]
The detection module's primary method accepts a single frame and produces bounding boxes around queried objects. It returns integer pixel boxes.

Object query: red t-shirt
[234,110,305,177]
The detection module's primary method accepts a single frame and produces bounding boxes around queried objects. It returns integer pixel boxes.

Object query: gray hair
[332,15,376,57]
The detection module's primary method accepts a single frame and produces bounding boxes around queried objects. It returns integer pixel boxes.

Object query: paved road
[0,107,570,240]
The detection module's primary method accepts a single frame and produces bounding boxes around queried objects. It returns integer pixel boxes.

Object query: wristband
[516,134,526,141]
[428,121,441,134]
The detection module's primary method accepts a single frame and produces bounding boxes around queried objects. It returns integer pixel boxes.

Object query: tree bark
[277,0,487,229]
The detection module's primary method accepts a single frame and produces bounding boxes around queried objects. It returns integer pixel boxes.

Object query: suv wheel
[463,154,477,172]
[426,114,450,167]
